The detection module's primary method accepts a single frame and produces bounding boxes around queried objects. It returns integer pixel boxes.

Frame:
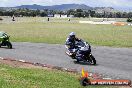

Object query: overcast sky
[0,0,132,9]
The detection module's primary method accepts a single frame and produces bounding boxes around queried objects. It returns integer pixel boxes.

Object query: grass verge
[0,17,132,47]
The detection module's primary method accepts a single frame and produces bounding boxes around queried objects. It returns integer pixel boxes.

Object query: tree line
[0,8,132,18]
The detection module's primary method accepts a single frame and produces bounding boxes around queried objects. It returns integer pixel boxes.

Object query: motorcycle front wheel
[6,41,12,49]
[89,54,96,65]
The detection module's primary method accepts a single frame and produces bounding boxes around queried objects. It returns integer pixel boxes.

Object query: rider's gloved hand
[76,38,81,41]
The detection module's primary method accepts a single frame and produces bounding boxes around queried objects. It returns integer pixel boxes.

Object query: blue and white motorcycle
[65,40,96,65]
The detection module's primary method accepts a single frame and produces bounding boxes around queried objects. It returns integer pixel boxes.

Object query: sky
[0,0,132,10]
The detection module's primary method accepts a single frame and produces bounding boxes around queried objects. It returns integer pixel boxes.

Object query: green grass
[0,17,132,47]
[0,64,116,88]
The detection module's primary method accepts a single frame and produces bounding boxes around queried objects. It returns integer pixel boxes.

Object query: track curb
[0,57,78,73]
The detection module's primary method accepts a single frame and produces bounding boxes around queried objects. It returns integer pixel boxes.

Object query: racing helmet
[69,32,76,37]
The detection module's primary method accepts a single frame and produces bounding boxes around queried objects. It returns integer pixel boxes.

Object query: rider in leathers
[65,32,83,61]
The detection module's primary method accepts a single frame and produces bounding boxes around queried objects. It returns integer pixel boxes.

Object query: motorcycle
[65,40,96,65]
[0,31,12,49]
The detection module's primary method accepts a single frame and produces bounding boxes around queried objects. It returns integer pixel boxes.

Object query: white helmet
[69,32,75,37]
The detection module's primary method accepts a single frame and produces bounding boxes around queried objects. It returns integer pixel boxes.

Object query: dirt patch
[0,58,46,69]
[119,86,131,88]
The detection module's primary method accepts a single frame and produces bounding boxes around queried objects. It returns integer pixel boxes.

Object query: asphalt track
[0,42,132,80]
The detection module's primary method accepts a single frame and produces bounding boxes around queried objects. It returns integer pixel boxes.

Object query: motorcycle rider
[65,32,82,61]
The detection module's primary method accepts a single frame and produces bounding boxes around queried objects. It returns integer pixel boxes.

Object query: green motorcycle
[0,31,12,49]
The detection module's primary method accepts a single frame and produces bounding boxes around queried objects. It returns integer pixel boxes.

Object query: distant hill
[16,4,45,10]
[0,4,116,12]
[15,4,93,10]
[49,4,93,10]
